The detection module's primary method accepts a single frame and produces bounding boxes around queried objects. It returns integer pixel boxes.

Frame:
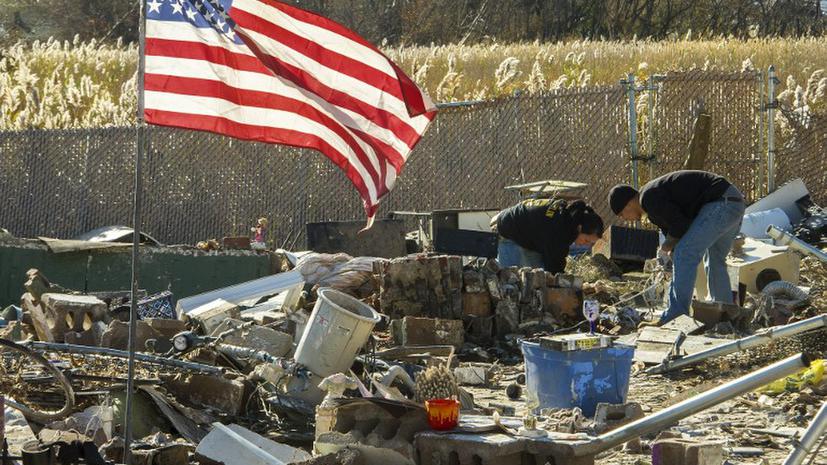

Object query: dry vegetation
[1,36,826,129]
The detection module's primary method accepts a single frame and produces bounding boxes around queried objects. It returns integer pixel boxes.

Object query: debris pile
[1,179,826,465]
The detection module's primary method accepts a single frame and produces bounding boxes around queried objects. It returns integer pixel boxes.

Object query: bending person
[608,170,745,324]
[494,198,604,273]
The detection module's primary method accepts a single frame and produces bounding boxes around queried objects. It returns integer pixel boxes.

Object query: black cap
[608,184,638,215]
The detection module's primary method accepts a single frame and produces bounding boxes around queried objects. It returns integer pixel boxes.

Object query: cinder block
[593,402,645,433]
[652,438,724,465]
[396,317,464,348]
[41,293,108,342]
[685,441,724,465]
[315,399,428,463]
[415,432,594,465]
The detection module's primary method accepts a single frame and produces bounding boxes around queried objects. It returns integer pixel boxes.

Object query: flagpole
[124,0,147,462]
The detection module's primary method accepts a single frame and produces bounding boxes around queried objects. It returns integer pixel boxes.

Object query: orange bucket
[425,399,460,430]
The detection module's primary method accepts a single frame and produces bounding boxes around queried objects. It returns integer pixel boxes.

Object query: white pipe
[767,225,827,263]
[573,353,811,457]
[783,400,827,465]
[647,314,827,374]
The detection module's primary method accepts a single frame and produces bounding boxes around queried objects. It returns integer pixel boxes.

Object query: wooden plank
[662,314,706,335]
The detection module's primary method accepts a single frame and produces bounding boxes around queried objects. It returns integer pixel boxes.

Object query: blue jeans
[661,187,745,324]
[497,238,544,269]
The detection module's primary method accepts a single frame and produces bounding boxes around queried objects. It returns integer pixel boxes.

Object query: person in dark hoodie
[608,170,745,324]
[494,198,604,273]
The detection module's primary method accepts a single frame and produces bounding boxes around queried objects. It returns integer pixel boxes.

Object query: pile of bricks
[377,254,584,342]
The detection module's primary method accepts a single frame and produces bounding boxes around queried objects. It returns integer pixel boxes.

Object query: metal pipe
[126,0,149,461]
[647,314,827,374]
[572,353,812,457]
[624,74,640,189]
[24,341,223,375]
[768,225,827,263]
[767,65,777,193]
[783,400,827,465]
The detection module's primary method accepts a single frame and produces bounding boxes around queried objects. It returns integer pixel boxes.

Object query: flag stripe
[146,108,379,204]
[142,0,436,219]
[234,25,427,135]
[145,90,382,203]
[231,32,428,146]
[144,49,408,168]
[144,73,385,188]
[248,0,433,116]
[233,0,398,81]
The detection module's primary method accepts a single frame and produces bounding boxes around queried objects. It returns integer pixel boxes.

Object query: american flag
[143,0,437,221]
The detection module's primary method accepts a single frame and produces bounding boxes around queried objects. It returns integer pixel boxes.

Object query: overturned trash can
[521,334,634,417]
[290,288,382,403]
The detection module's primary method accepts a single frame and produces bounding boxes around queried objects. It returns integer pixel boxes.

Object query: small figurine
[251,217,268,250]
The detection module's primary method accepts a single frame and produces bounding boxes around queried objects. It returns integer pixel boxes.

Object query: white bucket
[294,288,381,378]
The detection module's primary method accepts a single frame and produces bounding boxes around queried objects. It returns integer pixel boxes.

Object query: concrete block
[462,292,492,317]
[544,288,582,320]
[41,293,108,341]
[378,255,463,320]
[454,364,493,386]
[294,448,364,465]
[593,402,645,433]
[211,318,293,357]
[395,317,464,348]
[21,292,53,342]
[315,399,429,465]
[101,320,159,351]
[163,374,250,416]
[414,432,593,465]
[652,438,724,465]
[64,328,97,346]
[685,441,725,465]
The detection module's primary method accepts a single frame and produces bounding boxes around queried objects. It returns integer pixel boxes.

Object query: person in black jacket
[608,170,745,324]
[495,198,604,273]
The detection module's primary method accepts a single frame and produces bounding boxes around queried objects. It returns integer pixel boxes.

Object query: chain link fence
[0,69,823,247]
[776,109,827,205]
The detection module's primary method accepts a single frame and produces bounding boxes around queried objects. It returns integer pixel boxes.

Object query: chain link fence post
[621,74,640,189]
[766,65,779,193]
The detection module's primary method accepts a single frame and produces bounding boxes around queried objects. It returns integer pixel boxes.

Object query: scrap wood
[139,386,209,444]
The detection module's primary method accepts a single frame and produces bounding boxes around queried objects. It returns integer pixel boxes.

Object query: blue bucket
[520,340,634,417]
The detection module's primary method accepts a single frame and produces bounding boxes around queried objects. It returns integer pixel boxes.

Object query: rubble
[1,200,825,465]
